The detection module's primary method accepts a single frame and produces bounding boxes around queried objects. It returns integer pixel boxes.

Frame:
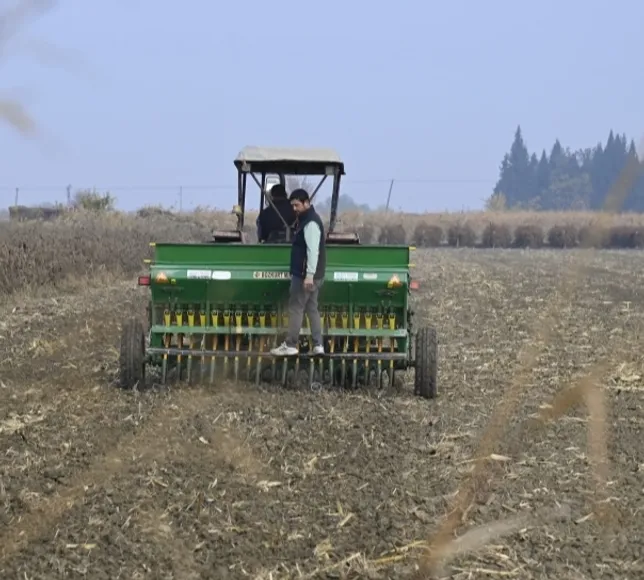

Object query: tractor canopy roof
[234,146,345,176]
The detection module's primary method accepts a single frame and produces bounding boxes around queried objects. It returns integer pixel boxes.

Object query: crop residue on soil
[0,249,643,579]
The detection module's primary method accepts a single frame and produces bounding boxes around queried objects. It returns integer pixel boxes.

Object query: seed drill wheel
[118,317,146,389]
[414,326,438,399]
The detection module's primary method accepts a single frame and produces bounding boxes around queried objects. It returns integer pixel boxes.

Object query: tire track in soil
[0,281,266,576]
[0,281,148,481]
[417,250,644,578]
[0,388,214,574]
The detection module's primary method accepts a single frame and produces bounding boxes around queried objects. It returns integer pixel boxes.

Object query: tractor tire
[414,326,438,399]
[118,317,146,389]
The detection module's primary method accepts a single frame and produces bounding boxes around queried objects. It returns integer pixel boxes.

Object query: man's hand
[304,275,314,291]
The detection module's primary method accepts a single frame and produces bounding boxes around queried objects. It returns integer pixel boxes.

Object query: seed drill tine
[254,344,261,385]
[161,334,170,384]
[317,354,324,385]
[209,335,217,384]
[256,312,266,385]
[388,312,396,388]
[317,310,325,382]
[175,310,183,381]
[365,311,372,386]
[297,313,307,380]
[210,310,220,385]
[328,311,336,386]
[246,311,255,381]
[223,311,231,379]
[199,310,207,383]
[295,351,300,379]
[341,337,350,387]
[352,352,358,388]
[341,312,348,387]
[161,309,171,384]
[176,335,183,381]
[280,310,290,386]
[234,311,242,382]
[309,358,315,388]
[352,311,360,389]
[281,358,288,386]
[186,310,195,384]
[377,313,384,388]
[270,311,278,381]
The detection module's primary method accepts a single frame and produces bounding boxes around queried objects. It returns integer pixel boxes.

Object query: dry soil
[1,248,643,579]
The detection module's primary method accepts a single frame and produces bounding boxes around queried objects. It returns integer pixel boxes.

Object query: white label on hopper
[211,270,232,280]
[187,269,212,279]
[333,271,359,281]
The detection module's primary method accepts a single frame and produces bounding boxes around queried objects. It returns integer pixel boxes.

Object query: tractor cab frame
[213,146,357,245]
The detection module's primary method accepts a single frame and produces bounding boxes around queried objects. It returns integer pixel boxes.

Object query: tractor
[118,146,438,398]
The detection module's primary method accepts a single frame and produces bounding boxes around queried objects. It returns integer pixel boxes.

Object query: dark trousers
[285,276,324,348]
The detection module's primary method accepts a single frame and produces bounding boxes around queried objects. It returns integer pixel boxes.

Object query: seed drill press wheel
[414,326,438,399]
[118,317,146,389]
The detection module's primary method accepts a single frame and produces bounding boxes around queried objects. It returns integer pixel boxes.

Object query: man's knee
[289,277,307,309]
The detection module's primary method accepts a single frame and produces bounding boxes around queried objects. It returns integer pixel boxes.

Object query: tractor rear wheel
[118,317,146,389]
[414,326,437,399]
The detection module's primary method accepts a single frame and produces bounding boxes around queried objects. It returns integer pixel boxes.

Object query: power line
[0,178,493,191]
[346,179,492,184]
[0,185,236,191]
[3,178,495,210]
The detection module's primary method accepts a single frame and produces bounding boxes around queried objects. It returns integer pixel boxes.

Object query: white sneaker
[311,345,325,356]
[271,342,299,356]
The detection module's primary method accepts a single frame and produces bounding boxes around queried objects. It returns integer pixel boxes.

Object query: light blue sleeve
[303,221,321,276]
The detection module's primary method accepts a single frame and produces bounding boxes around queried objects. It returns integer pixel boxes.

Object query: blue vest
[290,206,326,280]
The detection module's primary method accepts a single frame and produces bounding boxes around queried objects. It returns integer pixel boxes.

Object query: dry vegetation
[2,208,644,296]
[0,207,643,578]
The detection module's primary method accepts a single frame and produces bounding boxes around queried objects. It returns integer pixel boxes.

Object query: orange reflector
[138,275,151,286]
[387,274,402,288]
[410,280,420,290]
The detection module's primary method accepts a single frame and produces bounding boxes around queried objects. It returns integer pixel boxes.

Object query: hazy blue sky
[0,0,642,212]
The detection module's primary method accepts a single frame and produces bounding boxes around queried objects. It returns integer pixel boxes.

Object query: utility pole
[179,186,183,212]
[385,179,395,212]
[14,187,18,206]
[66,184,72,207]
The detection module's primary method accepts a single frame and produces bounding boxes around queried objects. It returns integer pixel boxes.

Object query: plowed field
[1,249,643,579]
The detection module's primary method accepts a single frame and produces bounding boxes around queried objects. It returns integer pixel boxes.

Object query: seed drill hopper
[118,146,438,398]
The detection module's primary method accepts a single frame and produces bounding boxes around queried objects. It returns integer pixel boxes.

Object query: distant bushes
[378,224,407,245]
[372,220,644,249]
[356,223,375,244]
[578,224,609,248]
[547,224,579,248]
[608,225,644,248]
[412,223,443,247]
[481,222,512,248]
[513,224,544,248]
[446,222,476,247]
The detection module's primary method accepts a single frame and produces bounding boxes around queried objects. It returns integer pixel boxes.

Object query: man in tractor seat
[271,188,326,357]
[256,183,296,243]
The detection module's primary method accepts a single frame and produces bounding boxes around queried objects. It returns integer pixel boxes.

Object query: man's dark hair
[289,188,310,202]
[269,183,287,199]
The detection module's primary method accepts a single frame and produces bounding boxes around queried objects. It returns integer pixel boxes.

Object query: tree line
[489,126,644,212]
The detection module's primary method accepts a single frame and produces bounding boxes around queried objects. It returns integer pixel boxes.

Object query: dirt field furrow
[1,249,644,579]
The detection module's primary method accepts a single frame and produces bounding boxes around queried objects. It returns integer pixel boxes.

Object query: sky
[0,0,642,212]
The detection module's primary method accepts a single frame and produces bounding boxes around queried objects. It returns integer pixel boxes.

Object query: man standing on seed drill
[271,188,326,357]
